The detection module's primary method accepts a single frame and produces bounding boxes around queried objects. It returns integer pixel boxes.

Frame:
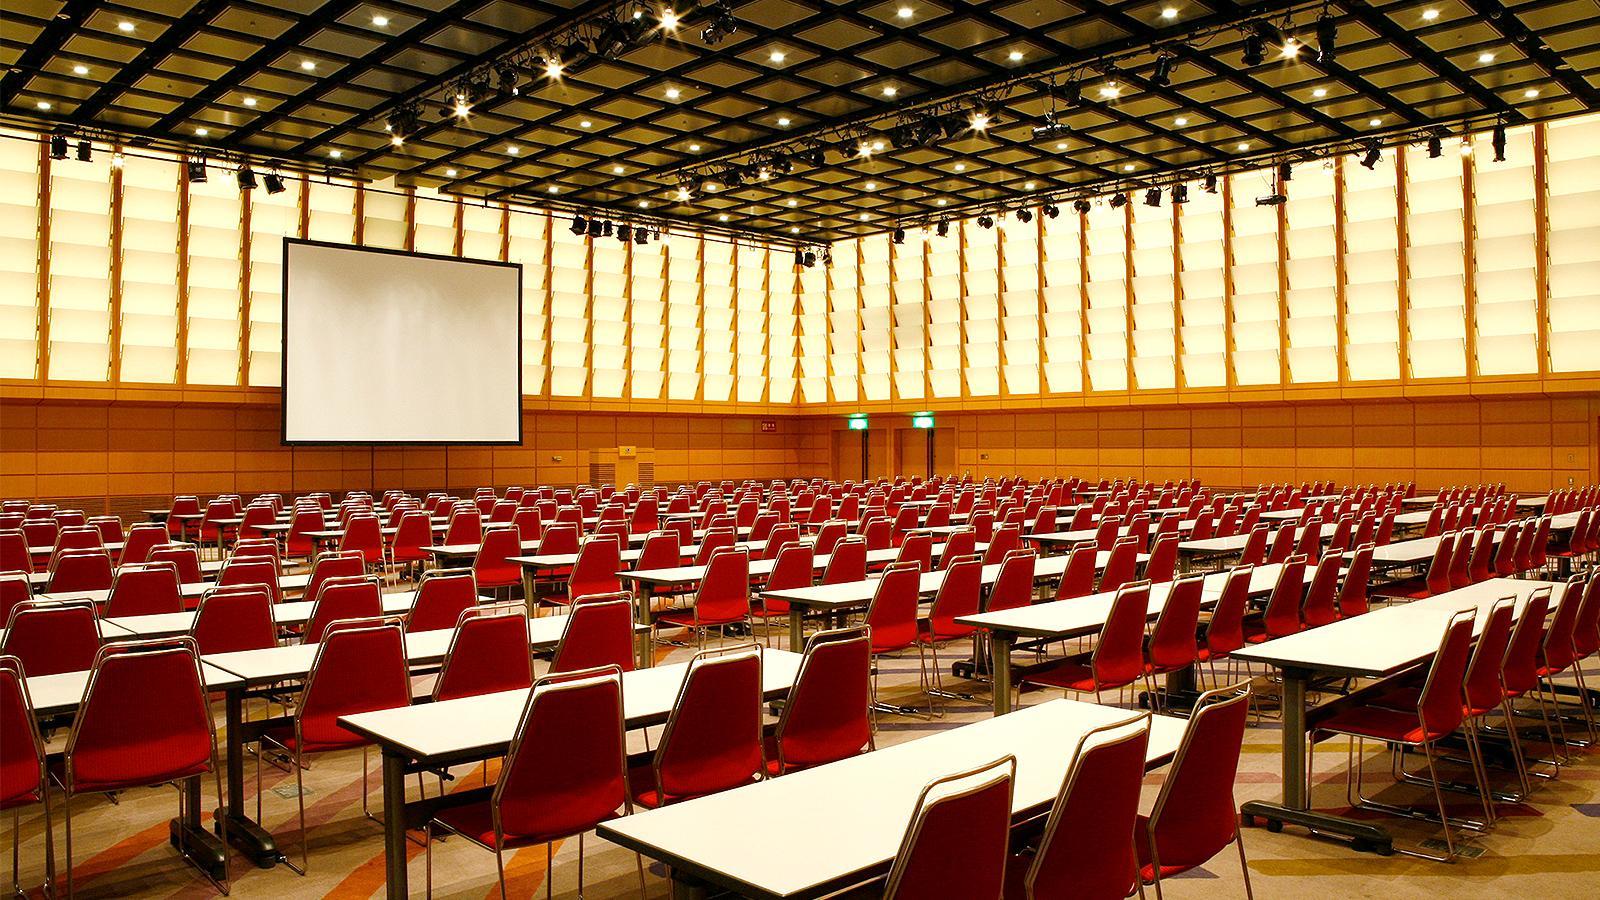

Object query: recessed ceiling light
[1008,50,1023,61]
[790,226,800,233]
[1056,141,1067,149]
[507,145,520,154]
[301,60,316,71]
[937,198,947,206]
[117,21,134,32]
[770,50,786,63]
[72,64,89,75]
[1099,83,1121,98]
[1174,116,1189,126]
[882,86,897,96]
[872,140,884,150]
[677,187,691,200]
[778,116,791,126]
[1123,163,1135,171]
[35,101,50,110]
[898,7,913,19]
[1478,52,1495,63]
[639,200,650,207]
[1422,9,1439,20]
[954,163,966,171]
[1162,7,1178,19]
[547,185,558,193]
[391,135,403,146]
[1524,88,1540,98]
[580,119,592,128]
[242,96,257,106]
[1237,142,1250,151]
[613,165,624,174]
[195,127,209,136]
[665,87,680,99]
[859,212,869,220]
[689,143,701,151]
[372,15,389,27]
[331,149,343,159]
[660,10,679,30]
[1312,87,1327,97]
[444,167,455,176]
[718,214,729,221]
[866,181,877,189]
[1024,181,1035,189]
[545,59,563,78]
[788,199,798,206]
[1280,39,1300,58]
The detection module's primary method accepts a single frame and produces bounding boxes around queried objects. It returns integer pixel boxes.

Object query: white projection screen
[282,239,522,444]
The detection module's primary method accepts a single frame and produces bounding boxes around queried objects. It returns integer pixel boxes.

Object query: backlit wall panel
[1544,116,1600,373]
[0,133,40,378]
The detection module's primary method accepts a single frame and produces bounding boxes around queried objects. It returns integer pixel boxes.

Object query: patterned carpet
[11,625,1600,899]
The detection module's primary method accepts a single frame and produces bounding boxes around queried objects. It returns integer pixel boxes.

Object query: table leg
[521,566,538,618]
[788,606,804,651]
[669,870,710,899]
[1281,669,1309,809]
[635,588,653,670]
[991,634,1013,716]
[220,688,279,867]
[380,749,409,900]
[168,775,227,881]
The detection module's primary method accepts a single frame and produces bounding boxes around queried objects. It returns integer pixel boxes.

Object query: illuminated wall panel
[0,133,40,378]
[1177,183,1227,387]
[1130,198,1175,390]
[999,214,1040,394]
[46,140,114,381]
[506,210,548,393]
[1285,162,1339,383]
[826,239,860,403]
[1040,208,1083,393]
[1405,144,1467,379]
[117,153,181,383]
[1343,148,1401,381]
[1228,172,1282,385]
[1543,116,1600,373]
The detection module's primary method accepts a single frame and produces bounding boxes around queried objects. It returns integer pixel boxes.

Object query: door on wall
[894,427,957,478]
[832,430,865,481]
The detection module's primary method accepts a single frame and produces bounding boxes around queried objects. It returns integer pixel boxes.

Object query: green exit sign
[911,412,935,429]
[847,414,869,431]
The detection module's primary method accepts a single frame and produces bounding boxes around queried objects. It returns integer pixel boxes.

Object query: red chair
[768,627,873,777]
[191,585,279,655]
[940,528,977,569]
[302,575,382,644]
[981,524,1022,565]
[896,531,934,572]
[0,530,32,574]
[1338,544,1375,618]
[1308,609,1481,860]
[695,526,737,564]
[629,498,659,535]
[444,509,484,547]
[1238,524,1271,566]
[406,568,480,633]
[21,521,59,561]
[195,498,236,554]
[1467,527,1497,583]
[550,593,636,673]
[283,507,325,559]
[145,543,203,584]
[1301,553,1342,629]
[1198,566,1253,687]
[236,504,277,542]
[388,510,434,577]
[1143,574,1204,710]
[864,561,926,710]
[48,527,104,567]
[821,536,867,584]
[566,535,623,607]
[511,507,543,544]
[218,554,282,604]
[813,520,847,556]
[633,530,682,572]
[1378,532,1456,601]
[1536,575,1594,744]
[753,543,812,645]
[884,756,1014,900]
[424,664,641,899]
[231,536,282,567]
[1493,521,1523,577]
[919,555,984,706]
[1099,536,1140,593]
[338,513,384,567]
[629,645,765,808]
[1140,685,1255,892]
[104,561,185,617]
[55,638,228,894]
[1144,532,1179,584]
[1246,554,1307,643]
[1052,543,1098,601]
[654,547,751,649]
[985,549,1036,613]
[535,521,581,558]
[1007,715,1151,900]
[257,618,411,873]
[45,549,113,594]
[166,496,201,540]
[1019,582,1152,706]
[1447,529,1475,590]
[473,525,524,596]
[433,603,535,701]
[1,654,53,895]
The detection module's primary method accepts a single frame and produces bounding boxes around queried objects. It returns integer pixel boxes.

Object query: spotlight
[76,139,92,162]
[1144,188,1162,207]
[1242,33,1265,66]
[773,155,794,175]
[587,218,604,237]
[893,227,906,244]
[1109,192,1128,209]
[186,157,208,183]
[936,220,949,237]
[236,165,257,190]
[978,214,994,228]
[602,220,614,237]
[263,171,285,195]
[701,2,738,45]
[50,134,68,159]
[1278,161,1292,183]
[617,223,632,242]
[804,250,817,268]
[1150,53,1175,87]
[1317,13,1336,64]
[1073,198,1092,214]
[1360,142,1382,169]
[1203,173,1218,193]
[571,214,587,234]
[1042,202,1059,218]
[634,228,648,245]
[1427,134,1443,158]
[794,249,804,267]
[1171,183,1188,204]
[1492,121,1507,162]
[1016,208,1033,223]
[1255,192,1287,206]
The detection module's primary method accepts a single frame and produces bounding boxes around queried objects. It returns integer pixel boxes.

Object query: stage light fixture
[76,139,92,162]
[237,165,257,190]
[1150,53,1175,87]
[1359,142,1382,169]
[804,250,817,267]
[1317,13,1337,63]
[1016,207,1033,223]
[701,2,738,44]
[263,171,286,195]
[936,220,949,237]
[1172,183,1188,204]
[1427,134,1443,158]
[186,157,208,183]
[602,220,614,237]
[1109,192,1128,208]
[1042,202,1059,218]
[50,134,68,159]
[570,214,587,235]
[978,214,994,228]
[634,228,648,244]
[1073,198,1092,214]
[893,227,906,244]
[1144,187,1162,207]
[1242,33,1265,66]
[587,218,604,237]
[1203,173,1218,193]
[1278,161,1292,183]
[1492,122,1507,162]
[617,223,632,242]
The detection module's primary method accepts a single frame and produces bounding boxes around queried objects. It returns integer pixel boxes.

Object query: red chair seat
[258,721,369,755]
[49,752,211,796]
[1018,660,1103,693]
[626,763,749,809]
[1371,577,1432,599]
[431,797,570,850]
[1372,685,1497,719]
[1316,705,1447,744]
[1134,814,1200,882]
[917,619,975,643]
[0,788,41,813]
[656,607,744,629]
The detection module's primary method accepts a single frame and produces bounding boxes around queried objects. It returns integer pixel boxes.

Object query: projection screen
[282,239,522,444]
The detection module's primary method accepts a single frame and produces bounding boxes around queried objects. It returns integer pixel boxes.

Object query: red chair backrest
[473,526,524,587]
[1301,554,1342,629]
[191,585,278,655]
[0,530,31,575]
[296,621,411,747]
[21,520,59,552]
[1502,588,1552,695]
[1025,718,1150,900]
[652,648,764,803]
[536,522,581,556]
[569,535,623,600]
[407,568,479,633]
[444,509,484,546]
[433,604,535,701]
[775,628,872,772]
[0,655,44,809]
[1147,575,1203,672]
[66,639,215,793]
[1464,598,1516,713]
[551,594,636,673]
[634,531,681,571]
[695,527,737,564]
[1542,575,1586,674]
[219,555,281,604]
[821,537,867,585]
[866,562,921,653]
[1205,566,1253,657]
[1448,530,1475,590]
[1144,533,1179,584]
[883,757,1014,900]
[1416,609,1477,737]
[1261,555,1308,639]
[1238,524,1270,566]
[896,532,933,572]
[303,576,382,643]
[304,551,365,602]
[1092,516,1122,552]
[695,548,751,623]
[494,665,629,842]
[985,549,1035,613]
[390,511,435,562]
[1092,582,1152,688]
[339,514,383,564]
[980,524,1021,566]
[1144,688,1251,875]
[105,562,185,617]
[1,600,100,677]
[1338,545,1374,618]
[47,549,114,593]
[147,544,203,584]
[0,575,30,628]
[1423,532,1456,595]
[926,555,982,639]
[1574,569,1600,658]
[1052,543,1098,601]
[939,529,976,569]
[1098,537,1140,594]
[1494,522,1522,576]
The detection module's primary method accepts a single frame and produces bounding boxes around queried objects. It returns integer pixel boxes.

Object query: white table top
[758,551,1143,612]
[34,572,313,604]
[1232,577,1564,678]
[956,563,1285,640]
[25,662,245,717]
[340,649,803,763]
[1179,522,1334,556]
[102,590,422,637]
[597,699,1184,900]
[1028,520,1196,545]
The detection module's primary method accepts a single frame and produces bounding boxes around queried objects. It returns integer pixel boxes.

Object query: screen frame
[279,237,524,446]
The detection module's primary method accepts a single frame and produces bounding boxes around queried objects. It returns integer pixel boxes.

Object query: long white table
[598,699,1184,899]
[1177,522,1335,566]
[1232,577,1565,856]
[340,648,804,900]
[102,589,423,638]
[35,571,314,604]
